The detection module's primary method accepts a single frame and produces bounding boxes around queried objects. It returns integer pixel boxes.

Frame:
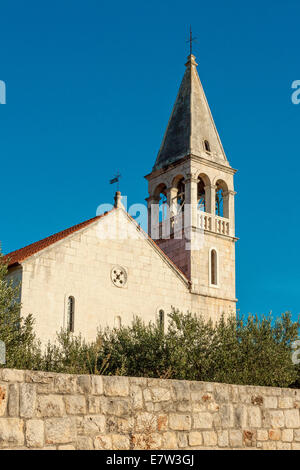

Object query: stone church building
[5,53,237,345]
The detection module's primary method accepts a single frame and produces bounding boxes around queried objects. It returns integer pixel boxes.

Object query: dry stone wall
[0,369,300,450]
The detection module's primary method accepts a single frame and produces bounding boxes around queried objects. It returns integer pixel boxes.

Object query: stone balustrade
[215,215,230,236]
[156,212,230,239]
[198,212,212,231]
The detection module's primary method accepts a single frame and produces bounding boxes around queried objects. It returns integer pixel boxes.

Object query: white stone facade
[18,210,194,345]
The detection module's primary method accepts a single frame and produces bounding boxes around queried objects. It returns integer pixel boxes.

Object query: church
[4,53,237,345]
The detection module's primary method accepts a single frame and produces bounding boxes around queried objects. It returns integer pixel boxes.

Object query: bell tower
[145,54,237,319]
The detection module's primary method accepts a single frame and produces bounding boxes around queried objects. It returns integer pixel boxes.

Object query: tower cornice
[144,153,237,181]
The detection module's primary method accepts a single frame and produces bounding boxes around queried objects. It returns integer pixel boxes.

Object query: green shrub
[95,310,299,387]
[96,317,168,378]
[41,330,105,375]
[0,252,42,369]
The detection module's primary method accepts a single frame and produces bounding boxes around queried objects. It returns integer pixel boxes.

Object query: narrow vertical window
[204,140,211,152]
[115,316,122,328]
[159,310,165,329]
[67,296,75,333]
[211,250,218,286]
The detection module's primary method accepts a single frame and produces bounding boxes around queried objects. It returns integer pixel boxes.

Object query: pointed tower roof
[153,54,228,171]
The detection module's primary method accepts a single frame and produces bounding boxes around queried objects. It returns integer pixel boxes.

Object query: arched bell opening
[215,180,229,218]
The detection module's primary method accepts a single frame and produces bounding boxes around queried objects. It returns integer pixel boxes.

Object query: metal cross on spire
[187,26,197,55]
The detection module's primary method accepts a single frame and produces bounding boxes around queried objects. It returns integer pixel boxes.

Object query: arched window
[67,296,75,333]
[197,177,206,212]
[151,183,169,240]
[210,250,218,286]
[215,180,229,218]
[114,316,122,328]
[204,140,211,152]
[176,178,185,210]
[215,183,224,217]
[158,310,165,329]
[155,184,168,222]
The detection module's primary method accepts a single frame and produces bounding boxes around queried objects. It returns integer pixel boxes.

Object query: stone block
[20,383,37,418]
[25,371,54,386]
[267,410,284,429]
[214,384,230,402]
[88,396,102,414]
[278,397,293,409]
[188,431,203,446]
[284,409,300,428]
[37,395,65,418]
[177,432,188,448]
[172,382,190,401]
[151,387,171,402]
[64,395,86,415]
[193,412,213,430]
[243,430,256,447]
[248,406,261,428]
[256,429,268,441]
[106,416,134,434]
[293,429,300,441]
[169,413,191,431]
[53,374,77,394]
[202,431,217,447]
[77,375,91,394]
[105,398,130,417]
[162,431,177,449]
[76,436,94,450]
[282,429,293,442]
[261,441,277,450]
[143,388,152,402]
[45,417,76,445]
[8,384,19,417]
[26,419,44,448]
[177,400,192,412]
[0,418,24,448]
[219,403,234,427]
[132,432,161,450]
[91,376,103,396]
[157,414,168,431]
[77,415,106,434]
[263,396,278,409]
[268,429,281,441]
[130,385,143,410]
[229,430,242,448]
[234,405,247,428]
[0,384,8,416]
[1,369,25,382]
[276,442,291,450]
[218,430,229,447]
[135,412,157,432]
[111,434,130,450]
[94,434,112,449]
[103,376,129,397]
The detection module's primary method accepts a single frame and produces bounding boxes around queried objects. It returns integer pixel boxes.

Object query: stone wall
[0,369,300,450]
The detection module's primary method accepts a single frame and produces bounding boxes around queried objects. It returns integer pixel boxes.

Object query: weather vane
[109,171,121,191]
[187,26,197,55]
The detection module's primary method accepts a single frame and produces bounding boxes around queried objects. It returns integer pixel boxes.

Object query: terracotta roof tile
[4,211,113,267]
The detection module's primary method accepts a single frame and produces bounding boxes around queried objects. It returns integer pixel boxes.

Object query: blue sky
[0,0,299,320]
